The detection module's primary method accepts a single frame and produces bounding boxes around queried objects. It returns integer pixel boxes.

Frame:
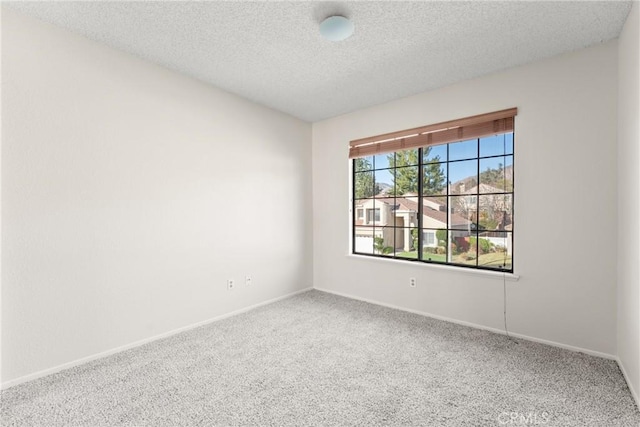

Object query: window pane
[449,160,477,194]
[389,199,418,227]
[504,155,513,191]
[422,197,447,229]
[424,144,447,163]
[505,133,514,155]
[354,226,375,254]
[478,194,513,231]
[391,166,419,197]
[395,148,419,167]
[423,162,447,196]
[374,153,393,170]
[391,197,419,229]
[476,232,512,270]
[395,228,419,259]
[449,195,477,230]
[354,171,375,199]
[449,139,478,161]
[374,169,394,198]
[450,230,478,266]
[480,134,509,158]
[374,227,394,256]
[354,156,373,172]
[479,157,509,193]
[422,229,447,263]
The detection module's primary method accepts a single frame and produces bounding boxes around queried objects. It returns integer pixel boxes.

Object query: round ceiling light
[320,16,354,41]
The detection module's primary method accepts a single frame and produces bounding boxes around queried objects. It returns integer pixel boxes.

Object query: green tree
[354,158,380,198]
[388,148,446,196]
[389,149,418,195]
[479,163,512,191]
[424,161,446,195]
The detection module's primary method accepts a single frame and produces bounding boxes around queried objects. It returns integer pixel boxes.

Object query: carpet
[1,290,639,426]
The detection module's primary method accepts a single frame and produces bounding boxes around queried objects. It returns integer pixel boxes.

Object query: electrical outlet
[227,279,235,290]
[409,277,417,288]
[245,276,252,286]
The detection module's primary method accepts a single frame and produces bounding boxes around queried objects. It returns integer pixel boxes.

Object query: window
[357,209,364,219]
[423,231,435,247]
[350,109,516,271]
[366,208,380,223]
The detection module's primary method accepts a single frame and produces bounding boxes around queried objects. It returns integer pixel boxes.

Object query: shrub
[464,251,477,260]
[374,236,393,254]
[455,237,470,253]
[424,246,436,254]
[469,237,493,254]
[436,246,446,254]
[436,229,447,243]
[411,228,418,250]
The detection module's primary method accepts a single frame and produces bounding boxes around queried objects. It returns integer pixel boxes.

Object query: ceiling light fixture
[319,16,354,42]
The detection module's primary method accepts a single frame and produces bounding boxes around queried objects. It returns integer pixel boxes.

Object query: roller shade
[349,108,517,159]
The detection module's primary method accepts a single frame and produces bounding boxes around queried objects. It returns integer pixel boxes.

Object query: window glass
[423,163,447,196]
[449,139,478,161]
[449,160,478,195]
[424,145,447,163]
[352,131,514,272]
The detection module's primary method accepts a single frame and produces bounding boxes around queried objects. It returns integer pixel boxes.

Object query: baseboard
[617,356,640,410]
[314,287,617,361]
[1,287,313,390]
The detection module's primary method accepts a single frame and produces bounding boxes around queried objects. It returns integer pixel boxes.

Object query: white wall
[1,9,312,384]
[313,41,618,356]
[0,5,4,387]
[617,1,640,406]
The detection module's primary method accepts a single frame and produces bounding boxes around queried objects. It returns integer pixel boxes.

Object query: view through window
[352,132,514,271]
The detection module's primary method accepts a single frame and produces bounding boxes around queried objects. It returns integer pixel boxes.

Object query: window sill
[346,253,520,281]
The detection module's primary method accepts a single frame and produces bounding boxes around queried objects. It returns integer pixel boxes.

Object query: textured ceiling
[6,1,633,122]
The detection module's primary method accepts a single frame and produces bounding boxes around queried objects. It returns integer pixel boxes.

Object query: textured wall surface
[1,9,312,383]
[617,1,640,406]
[5,2,632,121]
[313,41,619,356]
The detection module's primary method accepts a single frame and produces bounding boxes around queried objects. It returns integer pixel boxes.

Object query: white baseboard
[1,287,313,390]
[617,356,640,410]
[314,287,617,361]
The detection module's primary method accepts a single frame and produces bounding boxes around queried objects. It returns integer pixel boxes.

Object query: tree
[478,193,513,230]
[390,149,418,195]
[476,163,513,230]
[424,161,446,195]
[354,158,380,198]
[388,148,446,196]
[479,163,513,191]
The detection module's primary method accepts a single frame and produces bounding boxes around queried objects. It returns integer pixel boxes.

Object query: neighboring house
[457,183,513,249]
[354,194,472,253]
[355,182,513,255]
